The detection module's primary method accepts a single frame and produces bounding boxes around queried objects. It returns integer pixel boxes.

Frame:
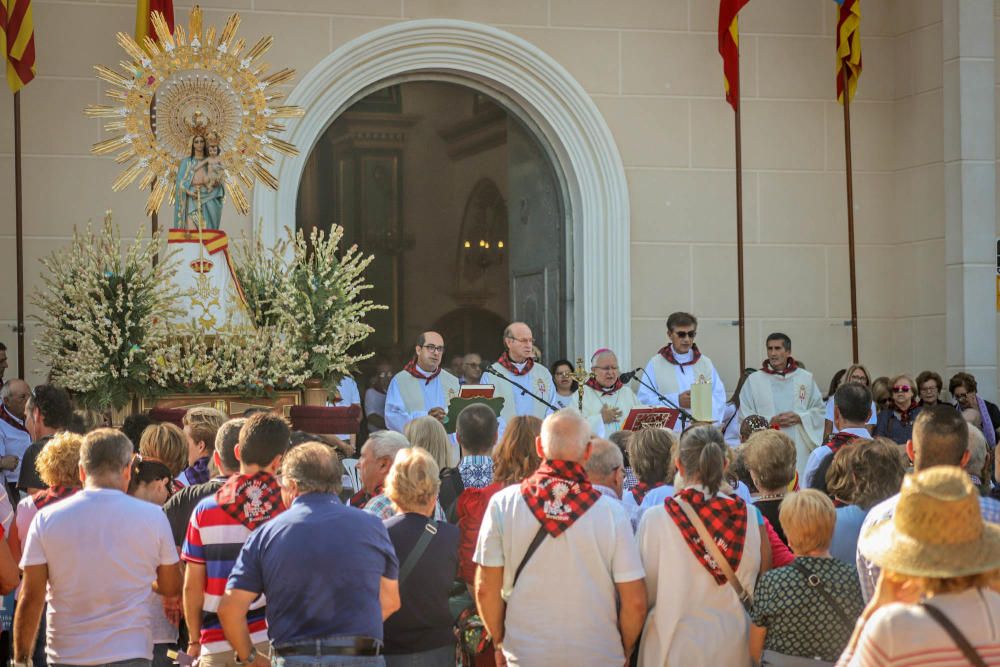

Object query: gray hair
[215,418,245,473]
[585,437,623,477]
[81,428,134,479]
[282,442,344,495]
[540,409,590,461]
[366,430,410,460]
[965,425,988,479]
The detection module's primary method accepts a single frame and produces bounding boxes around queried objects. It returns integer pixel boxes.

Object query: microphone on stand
[618,368,642,384]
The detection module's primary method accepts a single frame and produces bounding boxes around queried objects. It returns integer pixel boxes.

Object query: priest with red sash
[385,331,460,433]
[482,322,557,422]
[581,348,644,437]
[636,312,727,423]
[738,333,825,478]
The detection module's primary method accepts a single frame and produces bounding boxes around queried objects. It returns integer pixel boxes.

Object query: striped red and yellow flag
[0,0,35,93]
[835,0,862,103]
[718,0,751,111]
[136,0,174,45]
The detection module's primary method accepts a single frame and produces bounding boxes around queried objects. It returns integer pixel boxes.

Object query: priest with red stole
[384,331,460,433]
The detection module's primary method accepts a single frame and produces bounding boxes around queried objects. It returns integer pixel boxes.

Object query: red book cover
[460,384,495,399]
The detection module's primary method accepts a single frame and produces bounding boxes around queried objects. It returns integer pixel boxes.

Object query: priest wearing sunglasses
[636,312,727,423]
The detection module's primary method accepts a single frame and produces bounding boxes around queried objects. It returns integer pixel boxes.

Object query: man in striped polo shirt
[182,412,290,665]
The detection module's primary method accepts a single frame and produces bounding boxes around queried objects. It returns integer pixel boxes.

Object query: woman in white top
[637,424,762,667]
[838,466,1000,666]
[581,348,643,437]
[550,359,578,410]
[622,427,676,528]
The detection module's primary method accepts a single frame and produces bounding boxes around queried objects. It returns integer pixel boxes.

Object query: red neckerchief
[659,344,702,368]
[214,472,285,530]
[761,357,799,377]
[521,459,601,537]
[825,431,858,454]
[349,484,383,509]
[585,376,623,396]
[665,487,748,585]
[630,480,667,505]
[403,358,440,385]
[0,406,27,434]
[32,485,78,510]
[498,351,534,377]
[895,400,919,425]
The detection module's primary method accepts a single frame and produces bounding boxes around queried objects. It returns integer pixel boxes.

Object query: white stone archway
[254,19,631,365]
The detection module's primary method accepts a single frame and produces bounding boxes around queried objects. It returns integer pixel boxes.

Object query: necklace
[754,491,786,502]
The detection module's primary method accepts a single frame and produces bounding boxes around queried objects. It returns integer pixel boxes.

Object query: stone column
[943,0,997,399]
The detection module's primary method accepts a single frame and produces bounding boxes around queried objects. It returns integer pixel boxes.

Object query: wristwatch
[235,647,257,665]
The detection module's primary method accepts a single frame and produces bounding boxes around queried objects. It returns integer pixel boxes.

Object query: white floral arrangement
[34,217,381,407]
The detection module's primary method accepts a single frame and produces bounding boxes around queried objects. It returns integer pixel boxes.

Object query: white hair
[585,437,623,477]
[367,429,410,460]
[540,409,591,461]
[965,425,988,478]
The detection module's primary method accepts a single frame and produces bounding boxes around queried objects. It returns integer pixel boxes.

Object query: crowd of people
[0,315,999,666]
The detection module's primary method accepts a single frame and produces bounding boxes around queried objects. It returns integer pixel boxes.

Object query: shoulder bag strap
[790,560,853,632]
[512,525,548,588]
[398,520,438,586]
[921,602,989,667]
[675,497,751,608]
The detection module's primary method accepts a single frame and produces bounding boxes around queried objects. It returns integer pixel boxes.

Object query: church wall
[0,0,959,399]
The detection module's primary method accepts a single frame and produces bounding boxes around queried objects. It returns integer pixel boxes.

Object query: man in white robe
[738,333,825,478]
[636,312,727,423]
[385,331,460,433]
[481,322,557,422]
[581,349,643,438]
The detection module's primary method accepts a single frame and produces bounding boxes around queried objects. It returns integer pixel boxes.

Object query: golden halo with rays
[85,6,304,217]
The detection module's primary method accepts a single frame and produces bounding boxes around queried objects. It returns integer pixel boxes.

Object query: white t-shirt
[473,485,644,666]
[329,376,361,441]
[21,487,179,664]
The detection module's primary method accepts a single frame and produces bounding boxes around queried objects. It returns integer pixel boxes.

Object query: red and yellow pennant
[136,0,174,46]
[835,0,862,103]
[718,0,751,111]
[0,0,35,93]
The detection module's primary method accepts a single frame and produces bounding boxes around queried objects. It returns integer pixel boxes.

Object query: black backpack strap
[398,520,438,586]
[921,602,989,667]
[512,525,548,588]
[790,560,853,633]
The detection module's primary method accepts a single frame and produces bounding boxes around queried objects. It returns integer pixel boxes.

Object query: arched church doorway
[295,81,567,373]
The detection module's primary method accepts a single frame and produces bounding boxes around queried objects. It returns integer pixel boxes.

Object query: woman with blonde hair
[382,447,460,666]
[13,430,85,557]
[744,430,798,546]
[624,428,676,525]
[139,422,187,492]
[404,415,462,515]
[874,374,922,445]
[839,467,1000,665]
[749,490,864,665]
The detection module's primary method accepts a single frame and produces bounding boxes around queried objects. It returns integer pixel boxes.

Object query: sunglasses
[892,386,912,393]
[673,331,697,339]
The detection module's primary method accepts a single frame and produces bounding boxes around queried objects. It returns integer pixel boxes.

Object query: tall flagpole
[734,76,746,373]
[842,65,859,362]
[14,91,25,379]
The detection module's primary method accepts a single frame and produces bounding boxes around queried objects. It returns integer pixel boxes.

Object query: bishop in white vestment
[385,332,460,433]
[738,336,824,478]
[636,314,726,423]
[581,349,644,437]
[481,322,556,422]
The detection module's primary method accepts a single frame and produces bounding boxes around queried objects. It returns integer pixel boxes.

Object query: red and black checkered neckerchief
[0,406,27,434]
[658,344,702,368]
[665,487,748,585]
[215,471,286,530]
[585,376,623,396]
[349,484,383,509]
[825,431,858,454]
[895,400,919,425]
[630,480,667,505]
[521,459,601,537]
[403,358,440,385]
[497,351,534,377]
[761,357,799,376]
[32,485,78,510]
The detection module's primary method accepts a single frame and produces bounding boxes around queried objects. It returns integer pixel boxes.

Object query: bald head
[1,379,30,419]
[504,321,534,363]
[539,409,591,462]
[585,437,624,495]
[414,331,444,373]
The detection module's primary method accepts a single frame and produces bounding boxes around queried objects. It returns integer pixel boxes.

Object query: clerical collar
[761,357,799,376]
[403,358,441,385]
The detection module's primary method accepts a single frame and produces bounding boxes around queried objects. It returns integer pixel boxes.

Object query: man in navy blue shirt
[218,442,400,665]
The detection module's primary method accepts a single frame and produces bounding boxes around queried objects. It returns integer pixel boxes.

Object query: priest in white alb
[636,312,727,423]
[581,348,644,437]
[385,331,460,433]
[481,321,556,422]
[738,333,825,478]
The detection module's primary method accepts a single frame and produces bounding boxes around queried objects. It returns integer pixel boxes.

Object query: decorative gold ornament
[85,6,305,216]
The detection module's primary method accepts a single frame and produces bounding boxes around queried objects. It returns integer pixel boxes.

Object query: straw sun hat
[860,466,1000,579]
